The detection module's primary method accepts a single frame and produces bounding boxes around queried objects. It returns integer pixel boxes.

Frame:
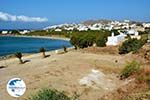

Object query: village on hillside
[1,20,150,46]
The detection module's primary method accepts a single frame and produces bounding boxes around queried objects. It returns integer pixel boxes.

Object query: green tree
[96,36,107,47]
[11,30,20,34]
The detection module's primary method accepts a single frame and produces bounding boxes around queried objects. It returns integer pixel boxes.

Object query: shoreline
[0,35,70,41]
[0,46,75,61]
[0,35,72,60]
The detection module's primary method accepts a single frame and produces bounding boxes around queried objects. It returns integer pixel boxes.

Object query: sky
[0,0,150,29]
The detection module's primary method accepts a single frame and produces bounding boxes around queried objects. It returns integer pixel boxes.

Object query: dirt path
[0,50,133,100]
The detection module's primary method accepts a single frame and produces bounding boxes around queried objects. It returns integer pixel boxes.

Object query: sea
[0,36,72,56]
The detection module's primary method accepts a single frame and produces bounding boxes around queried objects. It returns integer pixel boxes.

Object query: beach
[12,35,70,41]
[0,35,70,41]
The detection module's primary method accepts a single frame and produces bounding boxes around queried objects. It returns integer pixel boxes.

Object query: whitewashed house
[106,32,126,46]
[143,23,150,28]
[2,31,8,34]
[64,27,74,31]
[88,24,102,30]
[127,29,141,39]
[55,29,62,32]
[77,25,88,31]
[19,30,30,34]
[104,25,113,31]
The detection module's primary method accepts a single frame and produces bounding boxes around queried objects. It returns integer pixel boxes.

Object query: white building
[77,25,88,31]
[127,29,141,39]
[143,23,150,28]
[2,31,8,34]
[88,23,102,30]
[19,30,30,34]
[106,32,126,46]
[127,29,138,36]
[64,27,74,31]
[55,29,62,32]
[104,25,113,31]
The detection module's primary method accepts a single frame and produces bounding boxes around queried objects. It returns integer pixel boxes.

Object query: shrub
[120,60,140,79]
[119,38,145,54]
[26,89,71,100]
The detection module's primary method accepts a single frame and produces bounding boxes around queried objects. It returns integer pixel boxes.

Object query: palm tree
[63,46,67,53]
[74,45,77,50]
[39,47,46,58]
[15,52,23,64]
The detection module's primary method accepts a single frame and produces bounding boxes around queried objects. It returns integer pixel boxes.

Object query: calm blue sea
[0,36,72,56]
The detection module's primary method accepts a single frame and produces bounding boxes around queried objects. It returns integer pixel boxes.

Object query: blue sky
[0,0,150,29]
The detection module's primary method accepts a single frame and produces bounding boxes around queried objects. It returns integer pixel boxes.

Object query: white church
[106,32,126,46]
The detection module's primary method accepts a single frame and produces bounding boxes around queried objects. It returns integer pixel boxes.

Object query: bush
[96,36,107,47]
[119,38,145,54]
[70,30,110,48]
[26,89,71,100]
[120,60,140,79]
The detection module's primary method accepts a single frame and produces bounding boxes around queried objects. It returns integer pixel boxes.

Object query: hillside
[82,19,112,25]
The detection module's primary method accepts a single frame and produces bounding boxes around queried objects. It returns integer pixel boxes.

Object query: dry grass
[81,46,119,55]
[137,67,150,84]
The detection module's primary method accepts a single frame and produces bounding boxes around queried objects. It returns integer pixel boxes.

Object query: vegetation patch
[70,30,111,48]
[26,88,79,100]
[120,60,141,79]
[119,38,146,54]
[26,89,70,100]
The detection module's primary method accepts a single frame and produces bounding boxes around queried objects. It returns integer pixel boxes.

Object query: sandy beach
[0,46,136,100]
[0,35,70,41]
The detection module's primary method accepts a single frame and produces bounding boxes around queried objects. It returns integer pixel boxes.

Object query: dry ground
[0,46,148,100]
